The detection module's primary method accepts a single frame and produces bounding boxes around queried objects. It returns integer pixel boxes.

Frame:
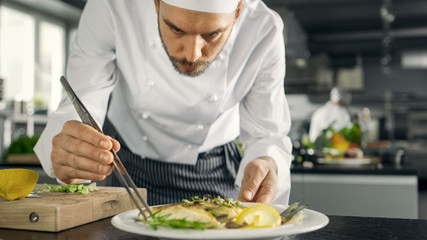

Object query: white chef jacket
[34,0,293,204]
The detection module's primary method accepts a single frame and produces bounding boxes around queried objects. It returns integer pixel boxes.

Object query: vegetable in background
[4,135,40,160]
[313,127,334,151]
[313,122,362,152]
[339,122,361,146]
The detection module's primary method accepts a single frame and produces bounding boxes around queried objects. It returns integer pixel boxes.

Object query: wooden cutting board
[0,186,146,232]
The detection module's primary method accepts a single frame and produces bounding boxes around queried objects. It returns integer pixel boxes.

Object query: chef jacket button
[151,41,156,48]
[207,95,218,102]
[196,124,204,130]
[187,144,193,149]
[141,112,149,119]
[142,136,148,141]
[218,54,224,60]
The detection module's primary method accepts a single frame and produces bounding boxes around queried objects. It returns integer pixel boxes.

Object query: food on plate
[235,204,281,228]
[344,147,364,158]
[139,203,220,230]
[138,195,305,230]
[139,195,244,230]
[0,169,39,201]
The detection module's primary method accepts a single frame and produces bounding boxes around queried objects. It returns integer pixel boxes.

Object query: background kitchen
[0,0,426,220]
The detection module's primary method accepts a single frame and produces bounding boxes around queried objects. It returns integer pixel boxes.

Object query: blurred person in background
[309,87,352,142]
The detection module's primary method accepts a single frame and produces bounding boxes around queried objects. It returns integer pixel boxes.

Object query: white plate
[317,158,372,165]
[111,203,329,240]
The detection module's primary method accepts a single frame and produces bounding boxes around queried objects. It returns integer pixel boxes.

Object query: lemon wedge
[235,204,281,229]
[0,169,39,201]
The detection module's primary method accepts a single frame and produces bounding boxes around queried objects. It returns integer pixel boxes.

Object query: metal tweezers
[60,76,152,220]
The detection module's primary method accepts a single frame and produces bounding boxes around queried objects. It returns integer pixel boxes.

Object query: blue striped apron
[103,118,241,205]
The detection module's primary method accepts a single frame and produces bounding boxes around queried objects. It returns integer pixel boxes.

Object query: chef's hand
[238,156,277,203]
[51,120,121,184]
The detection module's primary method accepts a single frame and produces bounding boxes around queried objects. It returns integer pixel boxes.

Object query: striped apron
[102,118,241,205]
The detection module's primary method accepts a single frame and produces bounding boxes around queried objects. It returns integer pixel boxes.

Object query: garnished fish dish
[137,195,306,230]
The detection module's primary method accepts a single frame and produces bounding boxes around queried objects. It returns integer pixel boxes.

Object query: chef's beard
[159,37,213,77]
[157,22,220,77]
[168,55,211,77]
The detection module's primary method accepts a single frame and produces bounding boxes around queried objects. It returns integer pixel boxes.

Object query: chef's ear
[234,0,244,21]
[154,0,160,14]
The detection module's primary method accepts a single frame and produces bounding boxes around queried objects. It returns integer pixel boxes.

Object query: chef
[309,87,352,142]
[34,0,293,205]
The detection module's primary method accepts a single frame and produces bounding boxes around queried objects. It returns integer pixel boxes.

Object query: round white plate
[111,203,329,240]
[317,158,372,165]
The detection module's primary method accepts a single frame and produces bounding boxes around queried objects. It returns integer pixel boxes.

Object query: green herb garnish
[43,182,98,194]
[182,194,242,207]
[142,210,209,230]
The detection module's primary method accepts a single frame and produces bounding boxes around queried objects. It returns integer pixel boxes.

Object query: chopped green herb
[43,182,98,194]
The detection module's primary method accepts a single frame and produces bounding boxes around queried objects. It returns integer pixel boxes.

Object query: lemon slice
[235,204,281,228]
[0,169,39,201]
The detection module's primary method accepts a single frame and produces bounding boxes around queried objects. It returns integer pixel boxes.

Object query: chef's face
[154,0,242,77]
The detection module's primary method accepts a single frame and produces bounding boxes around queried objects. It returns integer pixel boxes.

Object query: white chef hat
[330,87,351,105]
[162,0,241,13]
[330,87,342,103]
